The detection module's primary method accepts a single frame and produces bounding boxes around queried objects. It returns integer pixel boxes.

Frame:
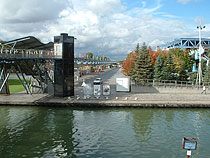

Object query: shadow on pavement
[131,85,160,93]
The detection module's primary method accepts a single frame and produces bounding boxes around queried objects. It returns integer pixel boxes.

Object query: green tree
[86,52,93,59]
[135,43,140,54]
[131,42,153,82]
[204,64,210,83]
[0,40,10,50]
[154,54,164,81]
[162,52,176,80]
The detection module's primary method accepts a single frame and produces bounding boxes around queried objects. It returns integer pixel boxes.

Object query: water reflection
[0,107,78,158]
[0,107,210,158]
[164,109,175,123]
[132,109,154,142]
[130,108,210,158]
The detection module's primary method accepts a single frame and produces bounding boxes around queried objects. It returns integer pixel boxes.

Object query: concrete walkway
[1,92,210,108]
[34,92,210,108]
[0,93,48,106]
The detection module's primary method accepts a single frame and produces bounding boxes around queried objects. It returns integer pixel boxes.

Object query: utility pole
[197,25,205,86]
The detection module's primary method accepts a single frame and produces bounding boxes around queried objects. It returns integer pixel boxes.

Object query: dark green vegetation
[131,43,153,82]
[85,52,110,61]
[154,54,164,81]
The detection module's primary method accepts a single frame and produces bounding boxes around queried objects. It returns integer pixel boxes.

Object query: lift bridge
[0,33,115,97]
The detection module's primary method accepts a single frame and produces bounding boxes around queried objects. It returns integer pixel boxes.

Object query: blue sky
[157,0,209,23]
[122,0,209,23]
[0,0,209,60]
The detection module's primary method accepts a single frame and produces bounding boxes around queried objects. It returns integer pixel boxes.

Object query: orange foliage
[150,47,169,64]
[160,49,168,58]
[148,46,159,64]
[122,51,138,76]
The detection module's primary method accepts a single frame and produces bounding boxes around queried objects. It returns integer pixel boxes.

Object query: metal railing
[0,49,117,65]
[0,49,60,59]
[133,79,210,88]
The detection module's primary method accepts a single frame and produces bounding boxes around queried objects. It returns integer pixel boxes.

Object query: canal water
[0,106,210,158]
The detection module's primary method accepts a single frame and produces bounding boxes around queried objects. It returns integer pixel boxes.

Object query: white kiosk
[116,77,131,92]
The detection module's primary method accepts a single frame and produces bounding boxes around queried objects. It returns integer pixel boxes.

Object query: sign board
[94,85,101,96]
[182,137,197,150]
[93,78,103,97]
[187,150,192,156]
[103,85,110,96]
[116,77,130,92]
[83,83,92,99]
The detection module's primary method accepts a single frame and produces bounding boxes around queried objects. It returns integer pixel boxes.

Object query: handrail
[133,79,209,88]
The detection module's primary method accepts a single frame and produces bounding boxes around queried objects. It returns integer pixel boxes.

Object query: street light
[197,25,205,86]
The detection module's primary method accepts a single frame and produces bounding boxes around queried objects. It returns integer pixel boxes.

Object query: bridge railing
[0,48,117,65]
[0,48,61,59]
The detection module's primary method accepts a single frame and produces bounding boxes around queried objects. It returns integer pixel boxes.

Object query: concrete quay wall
[2,101,210,108]
[35,101,210,108]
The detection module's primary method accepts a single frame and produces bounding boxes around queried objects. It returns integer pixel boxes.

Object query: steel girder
[160,38,210,50]
[0,59,53,95]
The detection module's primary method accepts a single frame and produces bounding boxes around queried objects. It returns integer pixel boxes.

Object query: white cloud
[0,0,205,60]
[0,0,70,40]
[0,0,69,23]
[177,0,190,4]
[141,1,147,8]
[194,16,208,25]
[87,0,123,14]
[177,0,199,4]
[143,3,162,14]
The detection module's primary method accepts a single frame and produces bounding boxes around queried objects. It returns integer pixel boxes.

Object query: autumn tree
[170,48,192,81]
[148,46,159,65]
[122,51,138,76]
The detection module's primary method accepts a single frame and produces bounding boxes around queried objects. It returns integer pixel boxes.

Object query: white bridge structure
[160,38,210,50]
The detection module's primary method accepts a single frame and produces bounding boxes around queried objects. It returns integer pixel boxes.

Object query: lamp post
[197,25,205,86]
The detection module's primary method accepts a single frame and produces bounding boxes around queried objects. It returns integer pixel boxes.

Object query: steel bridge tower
[54,33,74,97]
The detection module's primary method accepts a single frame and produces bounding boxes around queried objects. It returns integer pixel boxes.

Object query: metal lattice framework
[0,36,116,65]
[0,36,56,95]
[160,38,210,50]
[0,36,117,95]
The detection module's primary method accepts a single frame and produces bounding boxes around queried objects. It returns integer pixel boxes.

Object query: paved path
[1,92,210,107]
[0,93,48,106]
